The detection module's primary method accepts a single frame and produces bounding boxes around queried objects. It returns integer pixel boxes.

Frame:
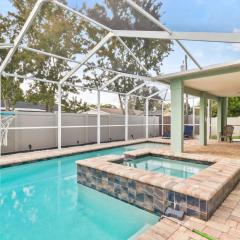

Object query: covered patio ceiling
[155,61,240,98]
[185,71,240,97]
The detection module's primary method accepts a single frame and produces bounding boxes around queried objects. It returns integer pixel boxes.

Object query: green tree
[228,97,240,117]
[1,0,172,113]
[62,97,90,113]
[1,77,24,110]
[0,11,25,110]
[209,98,240,118]
[0,0,92,112]
[81,0,172,113]
[211,101,217,117]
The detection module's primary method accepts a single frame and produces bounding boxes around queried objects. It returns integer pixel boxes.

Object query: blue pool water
[124,155,208,179]
[0,143,162,240]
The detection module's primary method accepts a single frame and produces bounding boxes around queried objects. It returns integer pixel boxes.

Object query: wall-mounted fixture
[28,144,32,151]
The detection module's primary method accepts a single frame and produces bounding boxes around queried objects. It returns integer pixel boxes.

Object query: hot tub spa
[77,148,240,221]
[122,155,209,179]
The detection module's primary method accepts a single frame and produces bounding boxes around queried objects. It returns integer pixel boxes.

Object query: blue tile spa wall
[77,165,210,220]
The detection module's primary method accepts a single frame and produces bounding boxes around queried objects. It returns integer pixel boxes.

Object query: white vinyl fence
[2,111,161,154]
[4,112,239,154]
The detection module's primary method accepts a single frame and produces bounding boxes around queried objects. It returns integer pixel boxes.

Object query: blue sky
[0,0,12,15]
[1,0,240,105]
[66,0,240,32]
[160,0,240,33]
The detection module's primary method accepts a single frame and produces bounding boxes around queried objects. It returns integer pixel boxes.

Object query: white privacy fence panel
[4,112,57,153]
[6,113,240,154]
[108,115,125,141]
[2,112,161,154]
[62,113,86,146]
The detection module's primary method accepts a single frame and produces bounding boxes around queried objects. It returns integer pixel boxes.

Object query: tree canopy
[1,0,87,111]
[2,0,240,117]
[1,0,171,113]
[81,0,172,112]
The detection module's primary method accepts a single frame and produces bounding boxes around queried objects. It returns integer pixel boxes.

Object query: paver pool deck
[136,140,240,240]
[137,182,240,240]
[1,138,240,239]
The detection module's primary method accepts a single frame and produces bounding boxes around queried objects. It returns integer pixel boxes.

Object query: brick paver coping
[0,138,170,168]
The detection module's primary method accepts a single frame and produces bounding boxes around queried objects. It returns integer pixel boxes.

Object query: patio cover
[155,61,240,98]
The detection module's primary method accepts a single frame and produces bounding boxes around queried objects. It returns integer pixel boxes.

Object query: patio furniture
[219,125,234,142]
[184,125,193,139]
[162,131,170,139]
[162,126,193,139]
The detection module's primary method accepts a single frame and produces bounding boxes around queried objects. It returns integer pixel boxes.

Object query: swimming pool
[0,143,162,240]
[123,155,208,179]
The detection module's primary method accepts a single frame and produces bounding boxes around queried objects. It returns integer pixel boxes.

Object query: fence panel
[3,112,219,154]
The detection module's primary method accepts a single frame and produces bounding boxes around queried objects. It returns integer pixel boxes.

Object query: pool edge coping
[0,138,170,168]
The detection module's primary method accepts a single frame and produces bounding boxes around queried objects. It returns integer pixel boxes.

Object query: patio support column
[97,90,101,144]
[223,98,228,127]
[192,97,195,137]
[57,84,62,150]
[200,92,207,145]
[145,99,149,139]
[170,79,184,153]
[161,102,164,137]
[217,97,228,139]
[0,75,2,156]
[125,95,129,141]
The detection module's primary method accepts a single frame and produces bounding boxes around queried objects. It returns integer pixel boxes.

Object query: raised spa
[122,155,209,179]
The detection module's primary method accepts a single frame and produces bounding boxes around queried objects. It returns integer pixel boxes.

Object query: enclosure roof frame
[0,0,239,99]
